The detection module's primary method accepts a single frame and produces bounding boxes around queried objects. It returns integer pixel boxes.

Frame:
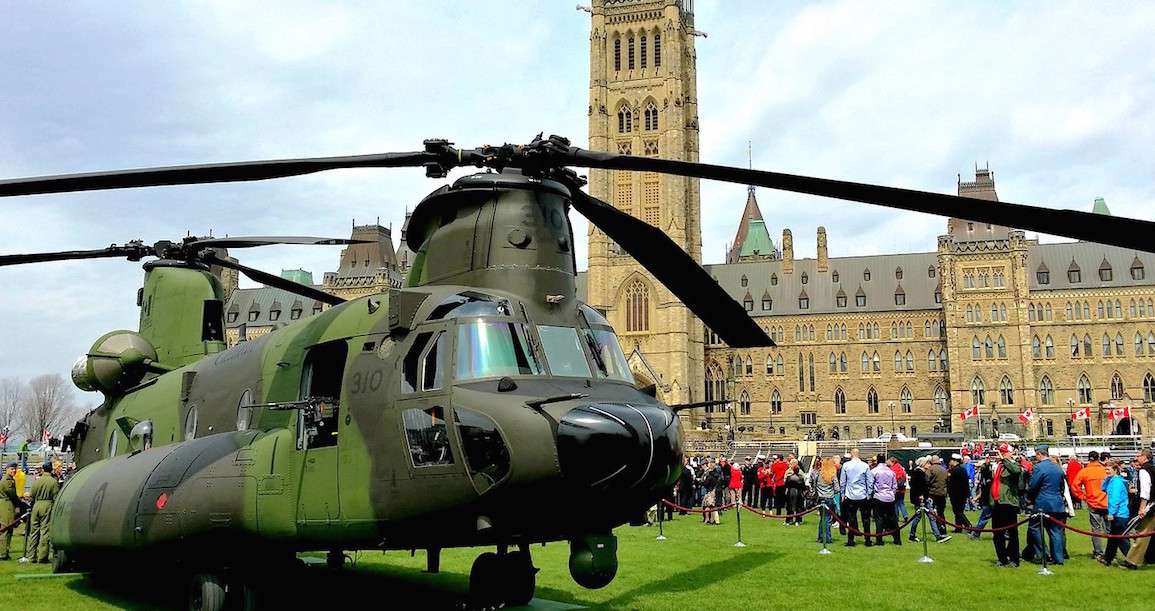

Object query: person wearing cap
[925,455,950,532]
[968,451,997,539]
[1119,448,1154,570]
[907,456,950,543]
[26,460,59,563]
[1072,450,1108,559]
[1022,444,1066,565]
[0,462,19,560]
[741,456,759,508]
[990,443,1023,566]
[947,454,973,533]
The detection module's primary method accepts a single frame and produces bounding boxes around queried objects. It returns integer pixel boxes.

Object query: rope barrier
[932,511,1034,534]
[1047,514,1155,540]
[825,504,919,538]
[740,504,821,520]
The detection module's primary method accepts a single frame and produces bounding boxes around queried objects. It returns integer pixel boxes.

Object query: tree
[0,377,24,450]
[22,373,79,442]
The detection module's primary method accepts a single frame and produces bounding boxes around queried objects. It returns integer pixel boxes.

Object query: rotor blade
[202,253,346,306]
[0,151,435,197]
[567,188,773,348]
[558,148,1155,254]
[667,399,730,414]
[188,236,370,250]
[0,245,148,267]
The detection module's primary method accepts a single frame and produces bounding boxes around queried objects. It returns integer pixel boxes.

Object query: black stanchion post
[734,502,746,547]
[656,500,666,541]
[918,505,933,563]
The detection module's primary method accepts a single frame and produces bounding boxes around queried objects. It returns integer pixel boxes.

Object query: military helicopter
[2,134,1154,610]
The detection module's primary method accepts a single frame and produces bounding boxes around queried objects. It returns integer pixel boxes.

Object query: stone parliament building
[225,0,1153,443]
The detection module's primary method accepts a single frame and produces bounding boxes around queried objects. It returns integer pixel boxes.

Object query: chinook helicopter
[2,134,1155,610]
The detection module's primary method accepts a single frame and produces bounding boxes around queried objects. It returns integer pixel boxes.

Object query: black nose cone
[556,403,681,491]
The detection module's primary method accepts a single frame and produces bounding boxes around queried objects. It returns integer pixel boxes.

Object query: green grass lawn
[0,504,1149,610]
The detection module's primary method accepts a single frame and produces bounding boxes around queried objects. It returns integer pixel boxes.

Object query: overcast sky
[2,1,1154,411]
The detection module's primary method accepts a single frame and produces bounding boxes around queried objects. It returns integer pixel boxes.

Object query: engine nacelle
[72,330,158,393]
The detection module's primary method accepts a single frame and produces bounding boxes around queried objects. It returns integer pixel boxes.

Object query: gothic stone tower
[586,0,703,407]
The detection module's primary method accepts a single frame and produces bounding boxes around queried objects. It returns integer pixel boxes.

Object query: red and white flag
[1018,407,1035,424]
[1070,407,1092,420]
[959,405,980,421]
[1108,406,1131,421]
[42,429,50,442]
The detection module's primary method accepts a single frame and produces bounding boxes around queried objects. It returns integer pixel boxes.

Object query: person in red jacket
[771,455,789,515]
[1065,456,1083,509]
[758,459,774,511]
[729,458,744,505]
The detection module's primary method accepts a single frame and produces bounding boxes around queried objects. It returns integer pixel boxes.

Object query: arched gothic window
[624,279,649,331]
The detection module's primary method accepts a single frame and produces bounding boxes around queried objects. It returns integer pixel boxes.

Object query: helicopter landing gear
[326,549,345,569]
[469,546,538,608]
[568,533,618,590]
[188,571,227,611]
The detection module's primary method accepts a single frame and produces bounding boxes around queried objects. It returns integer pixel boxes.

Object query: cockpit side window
[402,330,448,393]
[579,304,633,384]
[456,322,543,381]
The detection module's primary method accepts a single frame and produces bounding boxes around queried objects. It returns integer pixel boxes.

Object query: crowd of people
[670,445,1154,570]
[0,459,69,563]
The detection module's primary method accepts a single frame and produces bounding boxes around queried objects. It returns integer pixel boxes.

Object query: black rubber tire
[502,550,537,607]
[189,572,226,611]
[469,551,502,608]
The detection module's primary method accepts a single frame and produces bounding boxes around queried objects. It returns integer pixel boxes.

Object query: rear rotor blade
[567,188,773,348]
[557,148,1155,254]
[202,252,345,306]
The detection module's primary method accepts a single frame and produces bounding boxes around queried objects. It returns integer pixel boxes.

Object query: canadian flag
[42,429,50,442]
[1018,407,1035,424]
[1071,407,1092,420]
[959,405,980,421]
[1108,406,1131,421]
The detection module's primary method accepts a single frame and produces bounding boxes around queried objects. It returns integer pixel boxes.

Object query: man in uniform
[26,461,60,563]
[0,462,20,560]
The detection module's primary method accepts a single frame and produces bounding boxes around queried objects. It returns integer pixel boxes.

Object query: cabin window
[183,405,198,441]
[455,322,542,382]
[455,408,511,493]
[236,389,254,431]
[404,406,454,467]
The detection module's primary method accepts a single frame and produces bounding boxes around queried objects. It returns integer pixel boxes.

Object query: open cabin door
[296,339,348,524]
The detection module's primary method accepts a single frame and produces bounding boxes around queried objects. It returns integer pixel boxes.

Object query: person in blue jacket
[1098,459,1131,566]
[1023,445,1066,565]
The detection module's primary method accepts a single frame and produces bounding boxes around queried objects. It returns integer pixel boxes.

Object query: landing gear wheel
[189,572,226,611]
[326,549,345,570]
[51,549,74,574]
[502,549,538,607]
[469,551,502,608]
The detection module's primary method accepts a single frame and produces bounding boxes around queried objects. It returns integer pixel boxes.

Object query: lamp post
[887,401,895,436]
[1067,397,1078,455]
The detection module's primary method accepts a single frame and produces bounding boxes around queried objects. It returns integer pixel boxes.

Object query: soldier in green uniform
[27,461,59,563]
[0,461,20,560]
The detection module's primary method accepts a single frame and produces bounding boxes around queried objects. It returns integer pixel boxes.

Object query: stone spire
[817,226,828,272]
[782,229,794,274]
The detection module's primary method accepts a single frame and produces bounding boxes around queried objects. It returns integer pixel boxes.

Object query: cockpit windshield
[456,321,543,381]
[538,325,593,378]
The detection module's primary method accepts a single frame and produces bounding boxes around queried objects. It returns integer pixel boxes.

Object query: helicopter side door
[393,325,469,519]
[296,339,348,525]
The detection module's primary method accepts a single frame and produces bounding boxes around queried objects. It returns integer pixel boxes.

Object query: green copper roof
[739,220,774,258]
[280,269,314,285]
[1092,197,1111,215]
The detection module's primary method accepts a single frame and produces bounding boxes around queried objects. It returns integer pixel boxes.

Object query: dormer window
[1068,261,1081,283]
[1036,263,1050,285]
[740,275,748,287]
[248,311,259,322]
[832,270,839,283]
[1099,259,1113,281]
[770,273,778,286]
[895,267,903,280]
[291,308,302,320]
[928,266,936,278]
[894,286,906,306]
[801,272,808,284]
[269,310,281,322]
[1132,257,1145,280]
[863,269,871,281]
[227,312,238,323]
